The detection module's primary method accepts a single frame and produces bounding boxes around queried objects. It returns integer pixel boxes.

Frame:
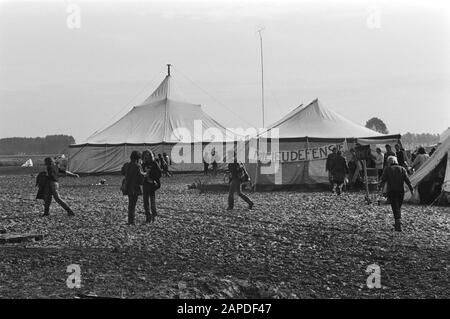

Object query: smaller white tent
[405,133,450,205]
[21,158,33,167]
[245,98,400,188]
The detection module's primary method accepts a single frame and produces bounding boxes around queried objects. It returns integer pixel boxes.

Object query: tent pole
[257,28,265,128]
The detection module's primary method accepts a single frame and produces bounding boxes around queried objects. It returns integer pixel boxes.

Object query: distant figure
[394,144,407,168]
[210,149,218,177]
[381,156,414,232]
[411,147,430,172]
[142,150,162,223]
[383,145,396,167]
[162,152,172,177]
[374,147,384,179]
[122,151,144,225]
[348,149,363,189]
[325,147,337,191]
[329,150,349,195]
[227,153,254,210]
[40,157,74,217]
[55,154,79,178]
[203,151,210,176]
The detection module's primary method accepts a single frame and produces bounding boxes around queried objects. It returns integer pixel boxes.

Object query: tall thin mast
[167,64,172,76]
[257,28,265,128]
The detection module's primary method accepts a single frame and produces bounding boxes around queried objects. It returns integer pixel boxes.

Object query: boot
[394,219,402,232]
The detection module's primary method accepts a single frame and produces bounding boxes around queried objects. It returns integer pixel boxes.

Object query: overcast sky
[0,0,449,142]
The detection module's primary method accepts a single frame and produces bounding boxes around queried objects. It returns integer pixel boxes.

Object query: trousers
[44,182,73,215]
[387,191,404,219]
[127,194,138,224]
[228,178,253,208]
[143,183,157,218]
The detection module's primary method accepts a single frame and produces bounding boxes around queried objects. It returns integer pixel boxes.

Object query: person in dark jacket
[142,150,162,223]
[394,144,407,168]
[227,153,254,210]
[383,144,396,167]
[381,156,414,232]
[329,150,349,195]
[122,151,144,225]
[325,147,337,191]
[42,157,74,217]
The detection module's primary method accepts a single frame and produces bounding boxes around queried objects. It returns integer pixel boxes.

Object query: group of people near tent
[35,149,255,226]
[37,68,448,233]
[324,141,446,232]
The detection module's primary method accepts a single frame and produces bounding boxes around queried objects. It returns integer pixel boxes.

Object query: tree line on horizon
[365,117,440,149]
[0,127,441,156]
[0,135,75,155]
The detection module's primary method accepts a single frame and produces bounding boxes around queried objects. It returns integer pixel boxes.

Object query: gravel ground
[0,174,449,298]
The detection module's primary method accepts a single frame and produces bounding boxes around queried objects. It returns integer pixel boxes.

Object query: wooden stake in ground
[362,160,371,204]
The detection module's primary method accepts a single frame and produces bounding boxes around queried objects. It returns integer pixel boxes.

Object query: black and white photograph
[0,0,449,309]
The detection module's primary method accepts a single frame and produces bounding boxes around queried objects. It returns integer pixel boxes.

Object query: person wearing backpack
[142,150,162,223]
[227,152,254,210]
[121,151,144,225]
[41,157,74,217]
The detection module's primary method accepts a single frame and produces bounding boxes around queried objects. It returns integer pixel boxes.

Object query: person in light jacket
[374,148,384,179]
[227,153,254,210]
[411,147,430,172]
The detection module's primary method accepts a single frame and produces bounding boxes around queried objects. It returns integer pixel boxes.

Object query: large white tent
[246,99,401,188]
[69,68,240,173]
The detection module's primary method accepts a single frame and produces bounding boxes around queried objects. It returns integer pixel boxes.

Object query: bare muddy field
[0,173,449,298]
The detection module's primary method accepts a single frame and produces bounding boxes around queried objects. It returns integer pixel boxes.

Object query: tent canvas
[21,159,33,167]
[245,99,401,188]
[404,133,450,205]
[439,127,450,144]
[69,70,241,174]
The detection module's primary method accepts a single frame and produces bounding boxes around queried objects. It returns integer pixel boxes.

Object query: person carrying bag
[227,152,254,211]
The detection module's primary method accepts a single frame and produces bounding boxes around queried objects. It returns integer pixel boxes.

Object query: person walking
[329,150,349,195]
[41,157,74,217]
[142,150,162,223]
[325,147,337,191]
[380,156,414,232]
[121,151,144,225]
[227,153,254,210]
